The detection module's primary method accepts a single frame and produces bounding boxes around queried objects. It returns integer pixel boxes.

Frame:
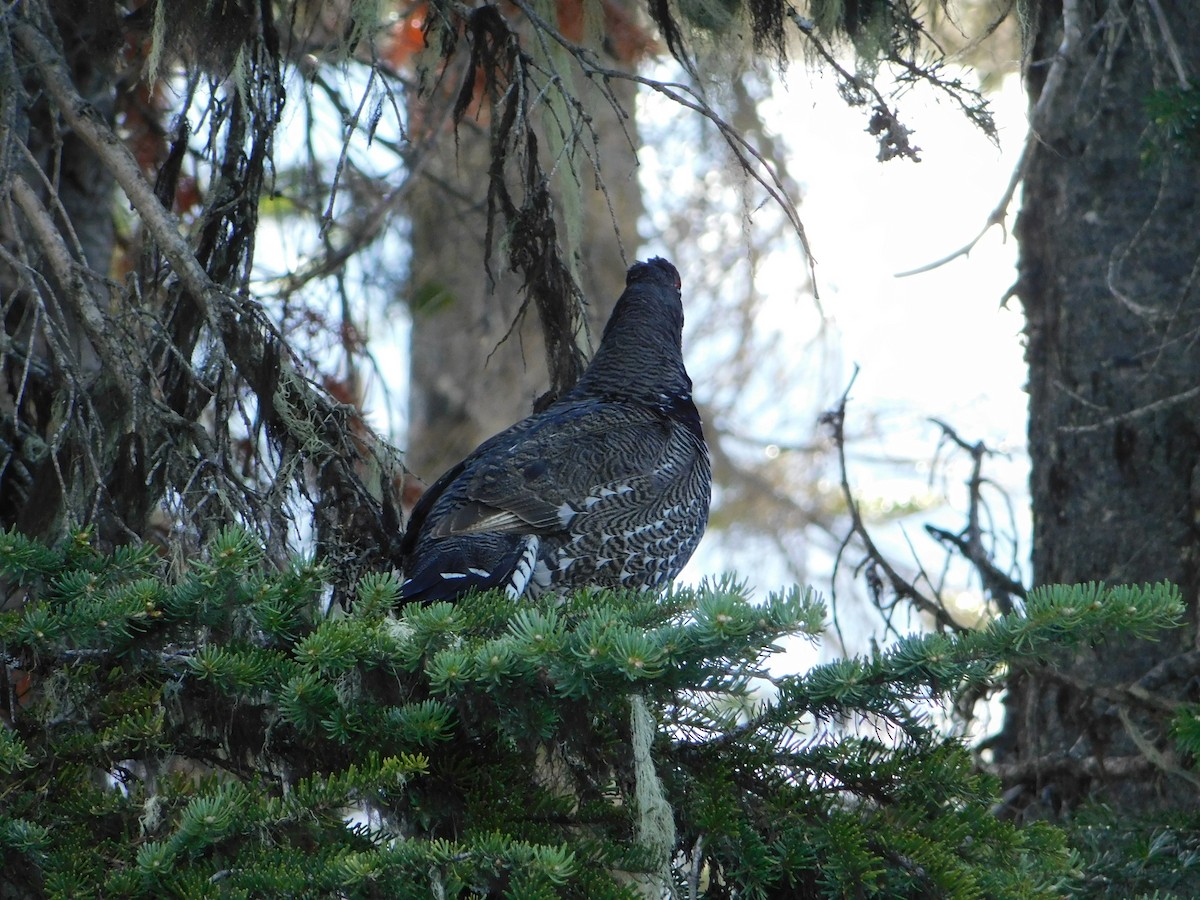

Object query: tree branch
[824,370,961,632]
[12,21,218,322]
[9,176,132,393]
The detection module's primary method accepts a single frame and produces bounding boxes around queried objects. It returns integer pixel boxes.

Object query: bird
[398,257,711,603]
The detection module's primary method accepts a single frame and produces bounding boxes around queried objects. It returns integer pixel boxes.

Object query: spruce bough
[0,526,1183,897]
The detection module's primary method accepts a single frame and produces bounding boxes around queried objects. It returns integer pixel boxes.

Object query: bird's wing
[428,399,689,538]
[398,408,544,559]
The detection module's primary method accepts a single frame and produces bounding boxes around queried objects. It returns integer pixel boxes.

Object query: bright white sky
[650,68,1033,671]
[775,69,1029,457]
[655,67,1032,592]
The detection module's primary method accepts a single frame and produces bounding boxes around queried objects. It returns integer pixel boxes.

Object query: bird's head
[626,257,681,293]
[607,257,684,338]
[574,256,691,401]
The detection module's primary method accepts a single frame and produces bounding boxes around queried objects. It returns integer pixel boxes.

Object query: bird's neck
[573,313,691,403]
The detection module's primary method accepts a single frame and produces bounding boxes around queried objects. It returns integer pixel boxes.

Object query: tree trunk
[1,3,120,539]
[1002,0,1200,816]
[403,49,642,483]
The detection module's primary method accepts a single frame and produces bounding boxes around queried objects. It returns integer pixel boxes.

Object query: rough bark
[1002,0,1200,816]
[0,2,120,539]
[404,51,642,482]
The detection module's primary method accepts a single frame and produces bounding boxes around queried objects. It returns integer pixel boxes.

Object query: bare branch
[9,177,132,393]
[896,0,1086,278]
[823,370,961,632]
[507,0,815,285]
[893,148,1025,278]
[12,21,217,320]
[1146,0,1191,88]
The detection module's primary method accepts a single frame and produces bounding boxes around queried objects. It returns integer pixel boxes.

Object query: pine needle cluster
[0,526,1184,897]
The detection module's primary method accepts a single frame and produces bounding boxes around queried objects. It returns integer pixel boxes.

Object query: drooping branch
[12,22,217,320]
[510,0,816,273]
[824,372,960,633]
[5,10,408,582]
[825,372,1029,638]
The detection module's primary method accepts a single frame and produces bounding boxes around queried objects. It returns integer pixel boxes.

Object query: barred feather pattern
[398,258,711,603]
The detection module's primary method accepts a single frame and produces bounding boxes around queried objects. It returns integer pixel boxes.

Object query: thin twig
[897,0,1085,277]
[9,177,134,391]
[12,21,217,318]
[823,369,960,632]
[1061,384,1200,434]
[926,419,1025,613]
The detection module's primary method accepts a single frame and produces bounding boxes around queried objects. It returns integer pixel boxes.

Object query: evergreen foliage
[0,527,1185,897]
[1052,702,1200,896]
[1145,81,1200,158]
[1063,803,1200,898]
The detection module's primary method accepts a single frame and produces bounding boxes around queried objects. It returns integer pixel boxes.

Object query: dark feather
[399,258,711,603]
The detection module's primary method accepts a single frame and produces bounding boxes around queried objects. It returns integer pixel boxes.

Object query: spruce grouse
[398,257,711,602]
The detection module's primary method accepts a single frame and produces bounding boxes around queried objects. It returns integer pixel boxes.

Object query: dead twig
[824,370,960,632]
